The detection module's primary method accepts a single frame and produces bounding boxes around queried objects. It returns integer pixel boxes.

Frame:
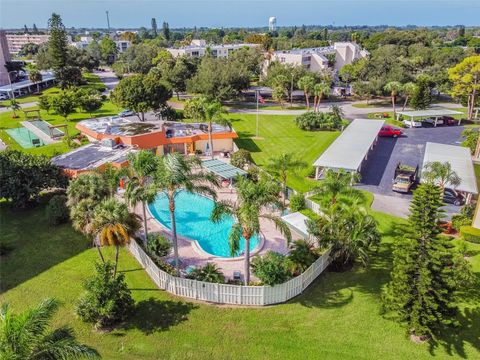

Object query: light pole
[7,70,17,100]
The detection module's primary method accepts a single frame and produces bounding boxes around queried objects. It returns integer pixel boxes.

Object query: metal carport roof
[202,159,247,179]
[313,119,384,172]
[421,142,478,194]
[397,109,463,118]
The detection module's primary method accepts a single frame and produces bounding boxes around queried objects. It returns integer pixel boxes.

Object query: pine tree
[23,24,29,34]
[151,18,158,37]
[382,183,473,340]
[162,22,170,41]
[410,75,431,110]
[32,23,38,34]
[47,13,69,71]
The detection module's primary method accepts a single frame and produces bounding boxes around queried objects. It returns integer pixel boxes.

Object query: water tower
[269,17,277,32]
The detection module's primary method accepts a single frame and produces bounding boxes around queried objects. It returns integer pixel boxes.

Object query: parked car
[0,93,9,100]
[443,188,465,206]
[440,116,458,126]
[402,119,422,128]
[379,125,403,138]
[422,117,444,127]
[119,109,135,117]
[392,163,418,193]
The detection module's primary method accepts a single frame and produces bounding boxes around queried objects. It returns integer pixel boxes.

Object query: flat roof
[78,117,162,136]
[313,119,385,171]
[0,72,55,92]
[422,142,478,194]
[51,143,135,171]
[281,212,310,237]
[201,159,246,180]
[397,109,463,118]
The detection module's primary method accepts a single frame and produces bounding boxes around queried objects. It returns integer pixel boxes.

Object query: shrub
[460,226,480,244]
[289,193,305,212]
[146,233,171,258]
[230,149,253,169]
[188,263,225,283]
[246,166,260,182]
[287,239,319,274]
[76,261,135,328]
[451,203,475,230]
[46,194,69,225]
[251,251,291,286]
[294,111,342,131]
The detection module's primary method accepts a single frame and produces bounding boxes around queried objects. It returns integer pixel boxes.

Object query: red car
[440,116,458,126]
[379,125,403,138]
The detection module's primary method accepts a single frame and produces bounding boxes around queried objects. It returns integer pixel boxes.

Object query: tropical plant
[384,81,403,119]
[422,161,461,190]
[251,251,291,285]
[8,99,20,118]
[312,82,330,112]
[211,177,291,285]
[146,233,172,258]
[451,203,475,230]
[267,153,306,207]
[461,128,479,155]
[448,55,480,120]
[92,198,141,276]
[76,261,134,328]
[287,239,319,274]
[125,150,158,241]
[294,111,342,131]
[410,75,432,110]
[50,90,77,121]
[0,298,100,359]
[230,149,253,169]
[46,194,69,225]
[289,193,305,212]
[28,69,43,93]
[188,263,225,283]
[298,75,315,108]
[312,169,361,206]
[184,96,231,159]
[155,153,218,274]
[401,82,417,110]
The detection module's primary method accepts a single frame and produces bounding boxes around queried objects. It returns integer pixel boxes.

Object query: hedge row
[460,226,480,244]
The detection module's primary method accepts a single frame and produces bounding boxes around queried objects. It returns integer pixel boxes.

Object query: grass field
[1,199,479,359]
[229,114,339,192]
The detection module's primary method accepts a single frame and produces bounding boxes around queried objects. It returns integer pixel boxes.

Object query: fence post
[261,286,265,305]
[216,283,220,303]
[239,285,243,305]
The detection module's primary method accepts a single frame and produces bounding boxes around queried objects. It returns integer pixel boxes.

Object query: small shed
[281,212,310,239]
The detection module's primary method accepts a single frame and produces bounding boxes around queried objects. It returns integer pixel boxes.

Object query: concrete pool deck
[130,185,292,280]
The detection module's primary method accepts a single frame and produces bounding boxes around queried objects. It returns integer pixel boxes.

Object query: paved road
[0,101,37,113]
[93,70,119,94]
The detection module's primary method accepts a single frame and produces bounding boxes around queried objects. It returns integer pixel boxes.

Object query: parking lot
[356,125,465,216]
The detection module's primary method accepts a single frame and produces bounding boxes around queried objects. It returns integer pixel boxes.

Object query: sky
[0,0,479,29]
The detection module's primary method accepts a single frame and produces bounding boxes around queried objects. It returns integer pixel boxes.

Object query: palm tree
[312,169,361,206]
[9,99,21,118]
[313,82,330,113]
[92,198,141,277]
[211,177,292,285]
[422,161,461,190]
[401,82,417,111]
[0,298,99,360]
[384,81,403,119]
[297,75,315,109]
[155,153,218,275]
[267,153,306,207]
[188,263,225,283]
[125,150,158,242]
[29,69,43,93]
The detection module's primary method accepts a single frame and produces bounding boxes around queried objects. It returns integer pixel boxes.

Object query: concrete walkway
[21,121,59,144]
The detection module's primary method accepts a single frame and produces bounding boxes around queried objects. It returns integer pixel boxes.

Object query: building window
[191,51,199,57]
[280,57,286,63]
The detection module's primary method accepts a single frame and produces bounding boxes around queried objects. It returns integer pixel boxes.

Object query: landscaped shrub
[188,263,225,283]
[251,251,291,286]
[460,226,480,244]
[46,194,69,225]
[230,149,253,169]
[289,193,306,212]
[294,111,342,131]
[76,261,135,328]
[146,233,172,258]
[287,239,319,274]
[451,204,475,230]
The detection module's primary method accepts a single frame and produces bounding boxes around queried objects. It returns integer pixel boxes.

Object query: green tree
[47,13,69,88]
[188,263,225,283]
[78,94,102,118]
[298,75,315,108]
[382,183,473,339]
[151,18,158,37]
[50,90,77,121]
[384,81,403,119]
[28,69,43,93]
[401,82,417,110]
[422,161,461,190]
[155,153,218,274]
[448,55,480,120]
[162,21,170,41]
[287,239,318,274]
[312,169,361,206]
[99,37,118,64]
[32,23,38,34]
[461,128,479,155]
[8,99,20,118]
[313,82,330,112]
[125,150,158,242]
[0,298,99,360]
[267,153,306,207]
[251,251,291,285]
[211,177,291,285]
[410,75,432,110]
[184,97,231,159]
[111,74,172,121]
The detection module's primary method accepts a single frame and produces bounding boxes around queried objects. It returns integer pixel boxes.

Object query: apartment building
[167,39,260,58]
[6,34,50,54]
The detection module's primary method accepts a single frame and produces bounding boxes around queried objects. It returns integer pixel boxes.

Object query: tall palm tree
[267,153,306,207]
[0,298,99,360]
[92,198,141,277]
[29,69,43,93]
[312,169,361,206]
[155,153,219,274]
[384,81,403,119]
[125,150,158,242]
[9,99,21,118]
[297,75,315,109]
[313,82,330,113]
[422,161,461,190]
[211,177,292,285]
[401,82,417,111]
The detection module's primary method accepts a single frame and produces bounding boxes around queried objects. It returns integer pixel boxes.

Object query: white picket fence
[128,240,331,306]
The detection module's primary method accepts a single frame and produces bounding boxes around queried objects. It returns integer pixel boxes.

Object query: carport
[421,142,478,203]
[313,119,385,178]
[397,109,463,127]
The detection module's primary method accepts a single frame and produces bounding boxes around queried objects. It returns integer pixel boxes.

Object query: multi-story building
[71,39,130,53]
[0,31,12,86]
[6,34,50,54]
[167,39,261,58]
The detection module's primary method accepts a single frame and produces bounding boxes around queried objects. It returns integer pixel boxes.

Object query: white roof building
[167,40,261,58]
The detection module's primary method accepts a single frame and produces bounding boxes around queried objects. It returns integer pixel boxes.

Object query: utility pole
[106,11,110,32]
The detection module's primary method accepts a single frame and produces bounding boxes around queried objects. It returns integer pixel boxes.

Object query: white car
[402,119,422,128]
[0,93,9,100]
[422,117,444,126]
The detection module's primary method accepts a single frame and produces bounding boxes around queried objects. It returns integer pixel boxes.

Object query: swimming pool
[5,127,44,148]
[148,191,260,257]
[30,120,64,138]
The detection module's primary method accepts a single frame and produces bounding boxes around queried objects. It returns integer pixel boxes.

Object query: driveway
[93,70,118,94]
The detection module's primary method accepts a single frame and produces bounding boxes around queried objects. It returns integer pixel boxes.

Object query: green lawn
[229,114,339,192]
[352,101,392,108]
[1,199,479,359]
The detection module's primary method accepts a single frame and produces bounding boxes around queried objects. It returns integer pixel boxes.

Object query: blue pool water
[5,127,44,148]
[148,191,259,257]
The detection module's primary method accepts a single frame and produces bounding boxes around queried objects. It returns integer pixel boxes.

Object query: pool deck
[130,185,293,281]
[21,121,59,144]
